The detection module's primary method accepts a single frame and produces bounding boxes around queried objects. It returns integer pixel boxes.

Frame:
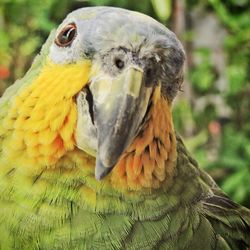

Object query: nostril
[114,58,125,69]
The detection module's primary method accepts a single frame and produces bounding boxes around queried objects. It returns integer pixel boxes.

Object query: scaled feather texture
[0,7,249,250]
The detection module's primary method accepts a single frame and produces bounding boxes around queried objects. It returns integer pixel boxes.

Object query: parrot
[0,6,249,250]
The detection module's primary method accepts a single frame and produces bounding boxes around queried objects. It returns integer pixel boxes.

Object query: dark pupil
[60,27,75,44]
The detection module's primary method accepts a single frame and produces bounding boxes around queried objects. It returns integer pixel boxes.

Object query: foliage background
[0,0,249,207]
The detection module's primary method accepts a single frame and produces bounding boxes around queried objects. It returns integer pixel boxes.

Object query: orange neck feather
[110,86,177,190]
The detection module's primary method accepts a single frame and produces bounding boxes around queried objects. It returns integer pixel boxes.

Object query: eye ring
[55,23,77,47]
[114,58,125,69]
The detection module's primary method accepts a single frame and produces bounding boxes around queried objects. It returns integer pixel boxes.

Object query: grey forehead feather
[49,7,185,100]
[49,7,184,64]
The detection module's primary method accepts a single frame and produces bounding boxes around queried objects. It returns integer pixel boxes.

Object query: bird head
[1,7,185,190]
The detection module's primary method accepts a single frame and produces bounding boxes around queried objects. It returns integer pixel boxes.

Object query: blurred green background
[0,0,249,207]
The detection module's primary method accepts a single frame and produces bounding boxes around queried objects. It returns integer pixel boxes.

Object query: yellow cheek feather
[2,60,91,168]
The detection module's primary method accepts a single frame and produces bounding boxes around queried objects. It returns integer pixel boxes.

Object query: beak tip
[95,159,113,180]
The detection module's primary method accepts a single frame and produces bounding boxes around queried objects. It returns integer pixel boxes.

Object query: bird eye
[55,23,77,47]
[114,58,125,69]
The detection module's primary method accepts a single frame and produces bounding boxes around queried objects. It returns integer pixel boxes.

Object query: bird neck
[110,86,177,191]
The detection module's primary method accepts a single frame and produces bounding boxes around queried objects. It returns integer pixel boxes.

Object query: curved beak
[89,66,152,180]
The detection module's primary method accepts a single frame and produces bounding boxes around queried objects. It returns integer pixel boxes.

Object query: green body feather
[0,136,249,250]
